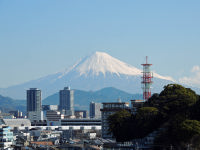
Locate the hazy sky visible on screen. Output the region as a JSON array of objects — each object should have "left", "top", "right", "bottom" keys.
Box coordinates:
[{"left": 0, "top": 0, "right": 200, "bottom": 88}]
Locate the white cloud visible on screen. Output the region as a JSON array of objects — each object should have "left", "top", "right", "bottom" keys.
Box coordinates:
[
  {"left": 179, "top": 65, "right": 200, "bottom": 87},
  {"left": 191, "top": 65, "right": 200, "bottom": 72}
]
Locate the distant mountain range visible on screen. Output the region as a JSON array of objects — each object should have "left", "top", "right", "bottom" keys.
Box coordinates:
[
  {"left": 0, "top": 52, "right": 174, "bottom": 99},
  {"left": 0, "top": 95, "right": 26, "bottom": 113},
  {"left": 43, "top": 87, "right": 143, "bottom": 110},
  {"left": 0, "top": 87, "right": 142, "bottom": 113}
]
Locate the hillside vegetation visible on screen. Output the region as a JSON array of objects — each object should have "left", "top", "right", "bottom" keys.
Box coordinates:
[{"left": 108, "top": 84, "right": 200, "bottom": 149}]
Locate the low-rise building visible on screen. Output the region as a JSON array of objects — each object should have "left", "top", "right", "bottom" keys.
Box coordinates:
[
  {"left": 0, "top": 119, "right": 31, "bottom": 128},
  {"left": 0, "top": 113, "right": 14, "bottom": 119},
  {"left": 46, "top": 110, "right": 64, "bottom": 121},
  {"left": 75, "top": 111, "right": 84, "bottom": 119},
  {"left": 74, "top": 110, "right": 88, "bottom": 118},
  {"left": 130, "top": 99, "right": 145, "bottom": 114},
  {"left": 31, "top": 120, "right": 47, "bottom": 126},
  {"left": 46, "top": 110, "right": 64, "bottom": 126},
  {"left": 0, "top": 126, "right": 14, "bottom": 149},
  {"left": 42, "top": 105, "right": 58, "bottom": 120},
  {"left": 28, "top": 111, "right": 43, "bottom": 122},
  {"left": 42, "top": 105, "right": 58, "bottom": 111},
  {"left": 9, "top": 110, "right": 23, "bottom": 118},
  {"left": 61, "top": 118, "right": 101, "bottom": 126}
]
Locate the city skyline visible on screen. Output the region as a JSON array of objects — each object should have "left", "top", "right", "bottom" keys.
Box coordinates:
[{"left": 0, "top": 1, "right": 200, "bottom": 88}]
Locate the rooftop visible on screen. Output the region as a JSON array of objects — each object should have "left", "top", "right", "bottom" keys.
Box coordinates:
[{"left": 2, "top": 119, "right": 31, "bottom": 127}]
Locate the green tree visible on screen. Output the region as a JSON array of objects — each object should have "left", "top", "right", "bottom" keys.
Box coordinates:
[
  {"left": 178, "top": 120, "right": 200, "bottom": 142},
  {"left": 108, "top": 84, "right": 200, "bottom": 148},
  {"left": 133, "top": 107, "right": 162, "bottom": 138},
  {"left": 107, "top": 109, "right": 131, "bottom": 142},
  {"left": 155, "top": 119, "right": 200, "bottom": 149},
  {"left": 148, "top": 84, "right": 198, "bottom": 119},
  {"left": 136, "top": 107, "right": 158, "bottom": 119}
]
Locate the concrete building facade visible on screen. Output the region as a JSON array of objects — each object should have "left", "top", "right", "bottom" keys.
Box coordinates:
[
  {"left": 75, "top": 110, "right": 88, "bottom": 118},
  {"left": 27, "top": 88, "right": 41, "bottom": 112},
  {"left": 0, "top": 126, "right": 14, "bottom": 149},
  {"left": 46, "top": 110, "right": 64, "bottom": 126},
  {"left": 42, "top": 105, "right": 59, "bottom": 120},
  {"left": 27, "top": 88, "right": 43, "bottom": 121},
  {"left": 59, "top": 87, "right": 74, "bottom": 116},
  {"left": 90, "top": 102, "right": 101, "bottom": 119},
  {"left": 28, "top": 111, "right": 43, "bottom": 122}
]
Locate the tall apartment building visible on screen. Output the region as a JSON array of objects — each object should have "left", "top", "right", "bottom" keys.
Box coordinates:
[
  {"left": 27, "top": 88, "right": 43, "bottom": 121},
  {"left": 101, "top": 102, "right": 130, "bottom": 139},
  {"left": 27, "top": 88, "right": 41, "bottom": 112},
  {"left": 59, "top": 87, "right": 74, "bottom": 116},
  {"left": 90, "top": 102, "right": 101, "bottom": 119}
]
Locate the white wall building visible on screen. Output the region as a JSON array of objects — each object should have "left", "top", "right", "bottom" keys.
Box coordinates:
[
  {"left": 0, "top": 126, "right": 14, "bottom": 149},
  {"left": 90, "top": 102, "right": 101, "bottom": 119},
  {"left": 28, "top": 111, "right": 43, "bottom": 122}
]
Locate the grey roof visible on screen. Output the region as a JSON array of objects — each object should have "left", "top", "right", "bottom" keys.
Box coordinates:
[{"left": 3, "top": 119, "right": 31, "bottom": 127}]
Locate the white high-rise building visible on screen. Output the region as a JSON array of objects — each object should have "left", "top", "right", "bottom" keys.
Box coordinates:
[{"left": 90, "top": 102, "right": 101, "bottom": 119}]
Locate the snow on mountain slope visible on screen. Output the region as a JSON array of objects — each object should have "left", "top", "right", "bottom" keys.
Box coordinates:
[
  {"left": 58, "top": 51, "right": 173, "bottom": 80},
  {"left": 74, "top": 52, "right": 141, "bottom": 76},
  {"left": 0, "top": 52, "right": 174, "bottom": 99}
]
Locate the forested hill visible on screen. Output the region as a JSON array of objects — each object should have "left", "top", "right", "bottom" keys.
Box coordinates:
[{"left": 108, "top": 84, "right": 200, "bottom": 149}]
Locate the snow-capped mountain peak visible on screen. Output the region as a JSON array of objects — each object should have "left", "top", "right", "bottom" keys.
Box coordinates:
[
  {"left": 0, "top": 51, "right": 175, "bottom": 99},
  {"left": 71, "top": 51, "right": 142, "bottom": 76},
  {"left": 59, "top": 51, "right": 174, "bottom": 82}
]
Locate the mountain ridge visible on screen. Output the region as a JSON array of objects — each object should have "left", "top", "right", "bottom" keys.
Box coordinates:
[
  {"left": 0, "top": 95, "right": 26, "bottom": 113},
  {"left": 43, "top": 87, "right": 142, "bottom": 110},
  {"left": 0, "top": 51, "right": 174, "bottom": 99},
  {"left": 0, "top": 87, "right": 142, "bottom": 113}
]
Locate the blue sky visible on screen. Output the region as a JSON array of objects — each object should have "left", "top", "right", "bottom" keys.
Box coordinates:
[{"left": 0, "top": 0, "right": 200, "bottom": 88}]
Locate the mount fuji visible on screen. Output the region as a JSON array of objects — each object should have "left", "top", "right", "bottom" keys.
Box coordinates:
[{"left": 0, "top": 52, "right": 174, "bottom": 99}]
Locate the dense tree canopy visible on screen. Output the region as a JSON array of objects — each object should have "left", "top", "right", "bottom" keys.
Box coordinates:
[
  {"left": 147, "top": 84, "right": 198, "bottom": 117},
  {"left": 108, "top": 84, "right": 200, "bottom": 149},
  {"left": 107, "top": 109, "right": 131, "bottom": 141},
  {"left": 136, "top": 107, "right": 158, "bottom": 119}
]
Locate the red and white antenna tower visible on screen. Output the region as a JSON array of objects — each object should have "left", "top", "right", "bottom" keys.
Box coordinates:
[{"left": 141, "top": 56, "right": 153, "bottom": 101}]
